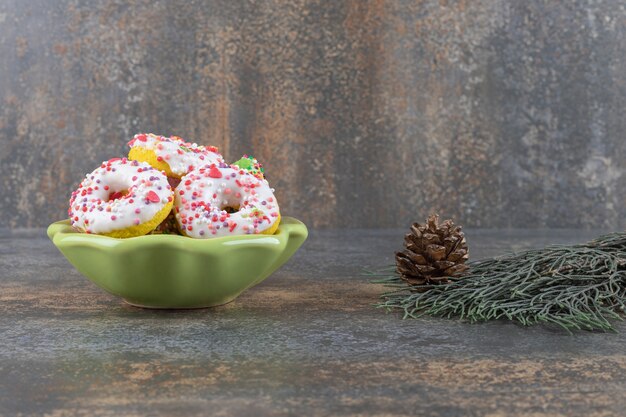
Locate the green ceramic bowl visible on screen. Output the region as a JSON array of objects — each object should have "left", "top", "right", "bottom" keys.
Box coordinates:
[{"left": 47, "top": 217, "right": 307, "bottom": 308}]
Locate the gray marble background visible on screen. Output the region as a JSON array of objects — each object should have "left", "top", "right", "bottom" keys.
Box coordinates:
[{"left": 1, "top": 0, "right": 624, "bottom": 229}]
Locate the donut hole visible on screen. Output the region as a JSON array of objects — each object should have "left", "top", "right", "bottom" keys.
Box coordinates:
[
  {"left": 219, "top": 194, "right": 242, "bottom": 214},
  {"left": 107, "top": 189, "right": 130, "bottom": 202},
  {"left": 222, "top": 205, "right": 240, "bottom": 214}
]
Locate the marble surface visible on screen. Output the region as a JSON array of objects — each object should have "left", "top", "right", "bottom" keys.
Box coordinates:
[
  {"left": 1, "top": 0, "right": 625, "bottom": 229},
  {"left": 1, "top": 228, "right": 625, "bottom": 416}
]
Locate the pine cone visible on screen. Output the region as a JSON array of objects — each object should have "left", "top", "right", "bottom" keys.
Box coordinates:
[{"left": 396, "top": 214, "right": 469, "bottom": 288}]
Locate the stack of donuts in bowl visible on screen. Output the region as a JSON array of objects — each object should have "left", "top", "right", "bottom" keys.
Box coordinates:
[
  {"left": 49, "top": 133, "right": 307, "bottom": 308},
  {"left": 68, "top": 133, "right": 280, "bottom": 239}
]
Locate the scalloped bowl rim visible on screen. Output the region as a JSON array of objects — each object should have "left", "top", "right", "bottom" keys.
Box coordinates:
[{"left": 48, "top": 216, "right": 306, "bottom": 249}]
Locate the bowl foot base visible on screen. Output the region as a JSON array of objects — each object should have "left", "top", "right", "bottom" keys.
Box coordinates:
[{"left": 122, "top": 299, "right": 235, "bottom": 310}]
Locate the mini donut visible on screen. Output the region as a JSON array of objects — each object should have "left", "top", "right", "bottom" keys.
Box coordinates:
[
  {"left": 128, "top": 133, "right": 223, "bottom": 179},
  {"left": 69, "top": 158, "right": 174, "bottom": 238},
  {"left": 174, "top": 163, "right": 281, "bottom": 238}
]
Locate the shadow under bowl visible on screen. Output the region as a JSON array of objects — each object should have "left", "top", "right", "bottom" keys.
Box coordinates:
[{"left": 47, "top": 217, "right": 308, "bottom": 308}]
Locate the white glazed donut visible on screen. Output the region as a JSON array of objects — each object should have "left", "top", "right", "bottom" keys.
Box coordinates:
[
  {"left": 128, "top": 133, "right": 223, "bottom": 179},
  {"left": 174, "top": 163, "right": 281, "bottom": 238},
  {"left": 68, "top": 158, "right": 174, "bottom": 238}
]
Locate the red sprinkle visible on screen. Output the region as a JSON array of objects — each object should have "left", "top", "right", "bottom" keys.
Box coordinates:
[
  {"left": 146, "top": 191, "right": 160, "bottom": 203},
  {"left": 208, "top": 166, "right": 222, "bottom": 178}
]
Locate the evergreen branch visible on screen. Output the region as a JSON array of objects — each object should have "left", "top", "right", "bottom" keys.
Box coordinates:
[{"left": 374, "top": 232, "right": 626, "bottom": 332}]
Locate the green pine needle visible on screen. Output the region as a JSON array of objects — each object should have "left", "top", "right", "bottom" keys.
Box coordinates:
[{"left": 372, "top": 232, "right": 626, "bottom": 333}]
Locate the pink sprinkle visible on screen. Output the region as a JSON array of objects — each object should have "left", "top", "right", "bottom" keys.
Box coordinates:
[
  {"left": 111, "top": 215, "right": 117, "bottom": 220},
  {"left": 146, "top": 191, "right": 160, "bottom": 203}
]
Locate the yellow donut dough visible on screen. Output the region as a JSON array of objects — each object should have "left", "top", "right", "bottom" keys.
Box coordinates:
[
  {"left": 129, "top": 147, "right": 175, "bottom": 177},
  {"left": 262, "top": 214, "right": 281, "bottom": 235},
  {"left": 103, "top": 200, "right": 173, "bottom": 238}
]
